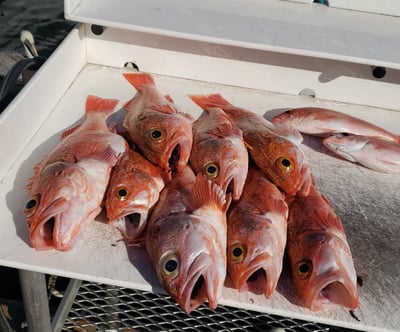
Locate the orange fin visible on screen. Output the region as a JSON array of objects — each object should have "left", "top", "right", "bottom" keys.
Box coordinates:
[
  {"left": 61, "top": 124, "right": 81, "bottom": 140},
  {"left": 164, "top": 94, "right": 174, "bottom": 103},
  {"left": 189, "top": 94, "right": 231, "bottom": 111},
  {"left": 213, "top": 120, "right": 243, "bottom": 138},
  {"left": 187, "top": 174, "right": 232, "bottom": 214},
  {"left": 123, "top": 72, "right": 155, "bottom": 92},
  {"left": 85, "top": 95, "right": 119, "bottom": 118}
]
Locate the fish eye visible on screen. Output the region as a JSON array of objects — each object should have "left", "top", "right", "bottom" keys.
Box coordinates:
[
  {"left": 160, "top": 253, "right": 180, "bottom": 279},
  {"left": 297, "top": 259, "right": 313, "bottom": 279},
  {"left": 275, "top": 156, "right": 294, "bottom": 173},
  {"left": 148, "top": 128, "right": 164, "bottom": 142},
  {"left": 204, "top": 162, "right": 219, "bottom": 179},
  {"left": 230, "top": 243, "right": 246, "bottom": 263},
  {"left": 24, "top": 195, "right": 40, "bottom": 217},
  {"left": 116, "top": 187, "right": 129, "bottom": 201}
]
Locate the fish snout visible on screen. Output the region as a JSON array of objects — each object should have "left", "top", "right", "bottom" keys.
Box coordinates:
[{"left": 179, "top": 252, "right": 223, "bottom": 313}]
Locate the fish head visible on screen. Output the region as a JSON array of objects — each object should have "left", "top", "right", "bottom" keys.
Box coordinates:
[
  {"left": 106, "top": 168, "right": 163, "bottom": 244},
  {"left": 191, "top": 138, "right": 248, "bottom": 200},
  {"left": 271, "top": 109, "right": 303, "bottom": 127},
  {"left": 290, "top": 230, "right": 359, "bottom": 311},
  {"left": 128, "top": 112, "right": 193, "bottom": 172},
  {"left": 147, "top": 214, "right": 226, "bottom": 313},
  {"left": 227, "top": 214, "right": 283, "bottom": 298},
  {"left": 25, "top": 162, "right": 97, "bottom": 251},
  {"left": 323, "top": 134, "right": 369, "bottom": 162},
  {"left": 251, "top": 135, "right": 313, "bottom": 197}
]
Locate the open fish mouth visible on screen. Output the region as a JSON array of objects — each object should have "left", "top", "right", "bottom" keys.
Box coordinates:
[
  {"left": 235, "top": 253, "right": 277, "bottom": 297},
  {"left": 180, "top": 253, "right": 217, "bottom": 313},
  {"left": 167, "top": 143, "right": 181, "bottom": 171},
  {"left": 30, "top": 197, "right": 68, "bottom": 250},
  {"left": 310, "top": 277, "right": 359, "bottom": 310},
  {"left": 112, "top": 211, "right": 148, "bottom": 244}
]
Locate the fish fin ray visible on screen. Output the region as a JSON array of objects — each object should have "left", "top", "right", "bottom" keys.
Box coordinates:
[
  {"left": 85, "top": 95, "right": 119, "bottom": 118},
  {"left": 212, "top": 119, "right": 243, "bottom": 138},
  {"left": 164, "top": 94, "right": 174, "bottom": 103},
  {"left": 123, "top": 72, "right": 155, "bottom": 91},
  {"left": 189, "top": 94, "right": 231, "bottom": 111},
  {"left": 186, "top": 174, "right": 231, "bottom": 213}
]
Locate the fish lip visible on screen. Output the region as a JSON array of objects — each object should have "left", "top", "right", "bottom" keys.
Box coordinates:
[
  {"left": 308, "top": 272, "right": 359, "bottom": 310},
  {"left": 29, "top": 197, "right": 69, "bottom": 250},
  {"left": 165, "top": 133, "right": 192, "bottom": 172},
  {"left": 30, "top": 197, "right": 68, "bottom": 237},
  {"left": 234, "top": 253, "right": 277, "bottom": 297},
  {"left": 296, "top": 163, "right": 313, "bottom": 197},
  {"left": 179, "top": 253, "right": 216, "bottom": 313},
  {"left": 108, "top": 208, "right": 148, "bottom": 243}
]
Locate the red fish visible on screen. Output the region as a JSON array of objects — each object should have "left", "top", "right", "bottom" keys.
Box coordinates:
[
  {"left": 189, "top": 94, "right": 312, "bottom": 197},
  {"left": 123, "top": 72, "right": 193, "bottom": 173},
  {"left": 146, "top": 166, "right": 231, "bottom": 313},
  {"left": 272, "top": 107, "right": 400, "bottom": 142},
  {"left": 105, "top": 147, "right": 169, "bottom": 245},
  {"left": 323, "top": 134, "right": 400, "bottom": 173},
  {"left": 227, "top": 166, "right": 288, "bottom": 298},
  {"left": 24, "top": 95, "right": 126, "bottom": 251},
  {"left": 286, "top": 185, "right": 359, "bottom": 311},
  {"left": 190, "top": 106, "right": 248, "bottom": 200}
]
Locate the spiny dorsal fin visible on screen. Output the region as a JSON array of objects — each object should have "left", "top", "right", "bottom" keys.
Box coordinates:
[
  {"left": 123, "top": 72, "right": 155, "bottom": 92},
  {"left": 189, "top": 94, "right": 231, "bottom": 111}
]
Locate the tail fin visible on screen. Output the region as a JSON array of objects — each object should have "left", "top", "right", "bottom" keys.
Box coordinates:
[
  {"left": 123, "top": 72, "right": 155, "bottom": 92},
  {"left": 189, "top": 94, "right": 231, "bottom": 111},
  {"left": 85, "top": 95, "right": 119, "bottom": 118}
]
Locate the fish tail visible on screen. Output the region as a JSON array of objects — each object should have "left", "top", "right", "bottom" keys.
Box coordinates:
[
  {"left": 189, "top": 94, "right": 231, "bottom": 111},
  {"left": 191, "top": 174, "right": 232, "bottom": 213},
  {"left": 85, "top": 95, "right": 119, "bottom": 118},
  {"left": 123, "top": 72, "right": 155, "bottom": 91}
]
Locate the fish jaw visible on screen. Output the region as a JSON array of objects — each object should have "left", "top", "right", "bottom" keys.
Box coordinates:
[
  {"left": 164, "top": 133, "right": 193, "bottom": 173},
  {"left": 231, "top": 252, "right": 280, "bottom": 298},
  {"left": 29, "top": 197, "right": 69, "bottom": 251},
  {"left": 108, "top": 207, "right": 149, "bottom": 245},
  {"left": 178, "top": 252, "right": 223, "bottom": 313},
  {"left": 294, "top": 233, "right": 359, "bottom": 311}
]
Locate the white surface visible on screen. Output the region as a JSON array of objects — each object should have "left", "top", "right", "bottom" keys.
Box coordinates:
[
  {"left": 65, "top": 0, "right": 400, "bottom": 68},
  {"left": 1, "top": 25, "right": 400, "bottom": 331},
  {"left": 289, "top": 0, "right": 400, "bottom": 17}
]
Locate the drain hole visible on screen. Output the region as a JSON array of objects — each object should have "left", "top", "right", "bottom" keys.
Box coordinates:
[
  {"left": 91, "top": 25, "right": 105, "bottom": 35},
  {"left": 313, "top": 0, "right": 329, "bottom": 6},
  {"left": 298, "top": 88, "right": 316, "bottom": 98},
  {"left": 124, "top": 62, "right": 140, "bottom": 71},
  {"left": 372, "top": 66, "right": 386, "bottom": 79}
]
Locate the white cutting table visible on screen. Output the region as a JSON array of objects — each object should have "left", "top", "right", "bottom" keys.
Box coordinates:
[{"left": 1, "top": 1, "right": 400, "bottom": 330}]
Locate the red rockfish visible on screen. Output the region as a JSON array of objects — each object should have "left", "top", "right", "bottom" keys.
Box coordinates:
[{"left": 24, "top": 95, "right": 126, "bottom": 251}]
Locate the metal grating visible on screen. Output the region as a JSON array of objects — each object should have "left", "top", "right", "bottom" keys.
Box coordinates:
[{"left": 61, "top": 281, "right": 358, "bottom": 332}]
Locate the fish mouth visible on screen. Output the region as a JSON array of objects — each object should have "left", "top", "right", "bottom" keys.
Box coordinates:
[
  {"left": 167, "top": 143, "right": 181, "bottom": 171},
  {"left": 111, "top": 211, "right": 148, "bottom": 244},
  {"left": 179, "top": 253, "right": 220, "bottom": 313},
  {"left": 234, "top": 253, "right": 278, "bottom": 298},
  {"left": 309, "top": 275, "right": 359, "bottom": 311},
  {"left": 30, "top": 197, "right": 68, "bottom": 250}
]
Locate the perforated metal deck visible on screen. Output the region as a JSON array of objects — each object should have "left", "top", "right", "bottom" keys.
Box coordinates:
[{"left": 61, "top": 281, "right": 357, "bottom": 332}]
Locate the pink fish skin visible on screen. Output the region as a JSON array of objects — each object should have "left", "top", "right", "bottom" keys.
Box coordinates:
[
  {"left": 189, "top": 94, "right": 312, "bottom": 197},
  {"left": 286, "top": 185, "right": 359, "bottom": 311},
  {"left": 146, "top": 166, "right": 231, "bottom": 313},
  {"left": 123, "top": 73, "right": 193, "bottom": 173},
  {"left": 227, "top": 166, "right": 288, "bottom": 298},
  {"left": 323, "top": 134, "right": 400, "bottom": 173},
  {"left": 24, "top": 95, "right": 127, "bottom": 251},
  {"left": 105, "top": 147, "right": 169, "bottom": 245},
  {"left": 272, "top": 107, "right": 400, "bottom": 142},
  {"left": 190, "top": 106, "right": 248, "bottom": 200}
]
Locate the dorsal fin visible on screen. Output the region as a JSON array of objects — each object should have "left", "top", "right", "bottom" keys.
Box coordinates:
[{"left": 187, "top": 174, "right": 232, "bottom": 214}]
